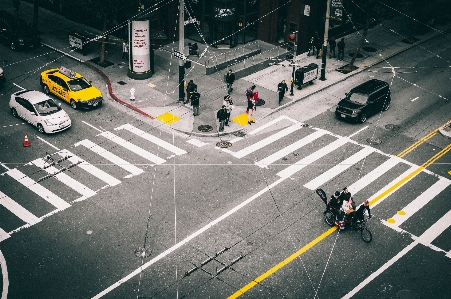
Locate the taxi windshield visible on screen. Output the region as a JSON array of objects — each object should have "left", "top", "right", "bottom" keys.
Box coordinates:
[
  {"left": 34, "top": 99, "right": 61, "bottom": 115},
  {"left": 68, "top": 78, "right": 91, "bottom": 91},
  {"left": 348, "top": 92, "right": 368, "bottom": 105}
]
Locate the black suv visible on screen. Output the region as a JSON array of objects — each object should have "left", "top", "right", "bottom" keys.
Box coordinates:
[
  {"left": 335, "top": 79, "right": 391, "bottom": 123},
  {"left": 0, "top": 10, "right": 40, "bottom": 50}
]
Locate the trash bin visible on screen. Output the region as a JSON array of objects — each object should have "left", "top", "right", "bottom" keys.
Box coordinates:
[
  {"left": 294, "top": 63, "right": 318, "bottom": 89},
  {"left": 69, "top": 31, "right": 92, "bottom": 55}
]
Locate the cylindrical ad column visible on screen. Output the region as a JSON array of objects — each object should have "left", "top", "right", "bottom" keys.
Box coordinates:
[{"left": 128, "top": 19, "right": 152, "bottom": 79}]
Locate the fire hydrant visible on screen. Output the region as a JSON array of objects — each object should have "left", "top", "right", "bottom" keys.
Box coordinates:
[{"left": 130, "top": 88, "right": 135, "bottom": 101}]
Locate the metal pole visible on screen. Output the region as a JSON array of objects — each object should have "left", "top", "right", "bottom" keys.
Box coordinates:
[
  {"left": 178, "top": 0, "right": 185, "bottom": 102},
  {"left": 320, "top": 0, "right": 331, "bottom": 81}
]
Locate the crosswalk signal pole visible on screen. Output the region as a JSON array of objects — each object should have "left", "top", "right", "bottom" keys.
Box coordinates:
[
  {"left": 320, "top": 0, "right": 331, "bottom": 81},
  {"left": 178, "top": 0, "right": 185, "bottom": 102},
  {"left": 289, "top": 33, "right": 296, "bottom": 96}
]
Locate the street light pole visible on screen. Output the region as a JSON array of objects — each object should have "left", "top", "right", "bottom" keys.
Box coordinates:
[
  {"left": 289, "top": 31, "right": 297, "bottom": 96},
  {"left": 320, "top": 0, "right": 331, "bottom": 81},
  {"left": 178, "top": 0, "right": 185, "bottom": 102}
]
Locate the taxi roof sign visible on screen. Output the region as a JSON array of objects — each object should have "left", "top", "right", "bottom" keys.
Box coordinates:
[{"left": 59, "top": 66, "right": 77, "bottom": 79}]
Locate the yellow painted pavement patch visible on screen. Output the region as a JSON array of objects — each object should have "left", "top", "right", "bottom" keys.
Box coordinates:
[
  {"left": 156, "top": 112, "right": 180, "bottom": 125},
  {"left": 397, "top": 210, "right": 406, "bottom": 215},
  {"left": 231, "top": 113, "right": 256, "bottom": 126},
  {"left": 147, "top": 82, "right": 156, "bottom": 88}
]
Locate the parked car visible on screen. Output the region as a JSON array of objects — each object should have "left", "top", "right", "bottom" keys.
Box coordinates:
[
  {"left": 0, "top": 10, "right": 40, "bottom": 50},
  {"left": 0, "top": 67, "right": 5, "bottom": 89},
  {"left": 9, "top": 90, "right": 71, "bottom": 134},
  {"left": 40, "top": 66, "right": 103, "bottom": 109},
  {"left": 335, "top": 79, "right": 391, "bottom": 123}
]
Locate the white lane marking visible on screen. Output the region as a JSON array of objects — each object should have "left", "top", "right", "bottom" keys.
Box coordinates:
[
  {"left": 1, "top": 250, "right": 9, "bottom": 299},
  {"left": 82, "top": 121, "right": 104, "bottom": 133},
  {"left": 0, "top": 162, "right": 10, "bottom": 171},
  {"left": 31, "top": 158, "right": 97, "bottom": 202},
  {"left": 348, "top": 156, "right": 401, "bottom": 196},
  {"left": 277, "top": 137, "right": 348, "bottom": 178},
  {"left": 92, "top": 176, "right": 286, "bottom": 299},
  {"left": 223, "top": 122, "right": 306, "bottom": 159},
  {"left": 187, "top": 139, "right": 208, "bottom": 147},
  {"left": 6, "top": 169, "right": 71, "bottom": 210},
  {"left": 75, "top": 139, "right": 144, "bottom": 178},
  {"left": 388, "top": 177, "right": 451, "bottom": 227},
  {"left": 0, "top": 191, "right": 40, "bottom": 225},
  {"left": 304, "top": 146, "right": 375, "bottom": 190},
  {"left": 347, "top": 126, "right": 368, "bottom": 138},
  {"left": 255, "top": 129, "right": 328, "bottom": 168},
  {"left": 116, "top": 124, "right": 187, "bottom": 155},
  {"left": 58, "top": 150, "right": 121, "bottom": 187},
  {"left": 12, "top": 83, "right": 25, "bottom": 90},
  {"left": 99, "top": 131, "right": 166, "bottom": 164},
  {"left": 367, "top": 165, "right": 419, "bottom": 209},
  {"left": 248, "top": 115, "right": 298, "bottom": 135},
  {"left": 0, "top": 228, "right": 10, "bottom": 243},
  {"left": 411, "top": 97, "right": 419, "bottom": 102},
  {"left": 344, "top": 210, "right": 451, "bottom": 298},
  {"left": 36, "top": 135, "right": 60, "bottom": 151}
]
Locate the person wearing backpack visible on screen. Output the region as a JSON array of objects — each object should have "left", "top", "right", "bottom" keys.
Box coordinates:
[{"left": 217, "top": 105, "right": 228, "bottom": 132}]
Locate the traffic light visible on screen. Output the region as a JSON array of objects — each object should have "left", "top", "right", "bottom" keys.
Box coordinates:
[{"left": 287, "top": 34, "right": 295, "bottom": 51}]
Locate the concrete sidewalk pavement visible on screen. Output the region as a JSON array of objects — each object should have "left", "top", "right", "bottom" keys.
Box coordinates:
[{"left": 3, "top": 2, "right": 450, "bottom": 137}]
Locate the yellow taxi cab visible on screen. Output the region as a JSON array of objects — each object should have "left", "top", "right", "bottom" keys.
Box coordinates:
[{"left": 40, "top": 66, "right": 103, "bottom": 109}]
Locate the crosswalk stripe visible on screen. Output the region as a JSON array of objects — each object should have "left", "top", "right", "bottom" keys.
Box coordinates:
[
  {"left": 6, "top": 168, "right": 71, "bottom": 210},
  {"left": 99, "top": 131, "right": 166, "bottom": 164},
  {"left": 248, "top": 115, "right": 298, "bottom": 135},
  {"left": 223, "top": 122, "right": 306, "bottom": 159},
  {"left": 0, "top": 227, "right": 10, "bottom": 242},
  {"left": 348, "top": 156, "right": 401, "bottom": 196},
  {"left": 116, "top": 124, "right": 187, "bottom": 155},
  {"left": 255, "top": 129, "right": 328, "bottom": 168},
  {"left": 31, "top": 158, "right": 97, "bottom": 202},
  {"left": 388, "top": 177, "right": 451, "bottom": 227},
  {"left": 74, "top": 139, "right": 144, "bottom": 178},
  {"left": 418, "top": 208, "right": 451, "bottom": 247},
  {"left": 58, "top": 150, "right": 121, "bottom": 187},
  {"left": 277, "top": 138, "right": 348, "bottom": 178},
  {"left": 368, "top": 165, "right": 419, "bottom": 208},
  {"left": 304, "top": 146, "right": 376, "bottom": 190},
  {"left": 0, "top": 191, "right": 40, "bottom": 225}
]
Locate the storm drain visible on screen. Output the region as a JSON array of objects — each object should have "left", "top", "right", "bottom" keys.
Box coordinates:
[
  {"left": 385, "top": 124, "right": 400, "bottom": 131},
  {"left": 256, "top": 99, "right": 266, "bottom": 106},
  {"left": 198, "top": 125, "right": 213, "bottom": 132},
  {"left": 367, "top": 137, "right": 382, "bottom": 145},
  {"left": 232, "top": 131, "right": 246, "bottom": 137},
  {"left": 135, "top": 246, "right": 152, "bottom": 258},
  {"left": 117, "top": 81, "right": 127, "bottom": 85},
  {"left": 216, "top": 141, "right": 232, "bottom": 148},
  {"left": 362, "top": 46, "right": 377, "bottom": 52}
]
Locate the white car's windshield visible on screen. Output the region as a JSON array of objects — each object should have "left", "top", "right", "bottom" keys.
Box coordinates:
[
  {"left": 348, "top": 92, "right": 368, "bottom": 105},
  {"left": 34, "top": 99, "right": 61, "bottom": 115}
]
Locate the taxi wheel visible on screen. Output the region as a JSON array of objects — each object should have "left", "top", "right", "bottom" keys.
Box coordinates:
[
  {"left": 382, "top": 101, "right": 390, "bottom": 111},
  {"left": 11, "top": 108, "right": 18, "bottom": 118},
  {"left": 70, "top": 99, "right": 78, "bottom": 109},
  {"left": 359, "top": 113, "right": 367, "bottom": 123},
  {"left": 37, "top": 124, "right": 45, "bottom": 134},
  {"left": 43, "top": 84, "right": 50, "bottom": 95}
]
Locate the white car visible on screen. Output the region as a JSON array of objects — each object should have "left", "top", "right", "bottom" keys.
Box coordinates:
[{"left": 9, "top": 90, "right": 71, "bottom": 133}]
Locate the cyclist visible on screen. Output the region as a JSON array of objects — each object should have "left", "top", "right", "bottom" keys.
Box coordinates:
[{"left": 353, "top": 200, "right": 372, "bottom": 226}]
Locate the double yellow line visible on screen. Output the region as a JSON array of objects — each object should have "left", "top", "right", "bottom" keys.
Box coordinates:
[{"left": 229, "top": 123, "right": 451, "bottom": 299}]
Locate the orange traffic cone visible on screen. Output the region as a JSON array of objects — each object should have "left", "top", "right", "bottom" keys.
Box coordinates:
[{"left": 23, "top": 134, "right": 30, "bottom": 147}]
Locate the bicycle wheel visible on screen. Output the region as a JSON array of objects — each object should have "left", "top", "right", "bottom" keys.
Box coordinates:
[
  {"left": 324, "top": 211, "right": 335, "bottom": 227},
  {"left": 361, "top": 228, "right": 372, "bottom": 243}
]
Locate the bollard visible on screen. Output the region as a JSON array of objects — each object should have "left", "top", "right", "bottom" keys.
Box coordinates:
[{"left": 130, "top": 88, "right": 135, "bottom": 101}]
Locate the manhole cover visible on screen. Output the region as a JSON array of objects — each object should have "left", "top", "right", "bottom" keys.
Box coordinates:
[
  {"left": 362, "top": 46, "right": 377, "bottom": 52},
  {"left": 247, "top": 241, "right": 253, "bottom": 246},
  {"left": 232, "top": 131, "right": 246, "bottom": 137},
  {"left": 198, "top": 125, "right": 213, "bottom": 132},
  {"left": 255, "top": 99, "right": 265, "bottom": 106},
  {"left": 282, "top": 157, "right": 288, "bottom": 161},
  {"left": 216, "top": 141, "right": 232, "bottom": 148},
  {"left": 367, "top": 137, "right": 382, "bottom": 145},
  {"left": 117, "top": 81, "right": 127, "bottom": 85},
  {"left": 385, "top": 124, "right": 400, "bottom": 131},
  {"left": 349, "top": 52, "right": 364, "bottom": 58},
  {"left": 135, "top": 247, "right": 152, "bottom": 258}
]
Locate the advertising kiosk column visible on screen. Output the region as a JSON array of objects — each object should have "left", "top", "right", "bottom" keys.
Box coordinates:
[{"left": 127, "top": 19, "right": 153, "bottom": 79}]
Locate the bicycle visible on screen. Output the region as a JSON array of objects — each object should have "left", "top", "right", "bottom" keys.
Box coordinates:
[{"left": 353, "top": 216, "right": 372, "bottom": 243}]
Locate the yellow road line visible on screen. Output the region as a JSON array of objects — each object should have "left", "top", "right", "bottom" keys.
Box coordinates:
[
  {"left": 229, "top": 142, "right": 451, "bottom": 298},
  {"left": 397, "top": 120, "right": 450, "bottom": 158}
]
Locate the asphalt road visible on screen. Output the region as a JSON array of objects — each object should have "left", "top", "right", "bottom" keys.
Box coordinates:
[{"left": 0, "top": 31, "right": 450, "bottom": 299}]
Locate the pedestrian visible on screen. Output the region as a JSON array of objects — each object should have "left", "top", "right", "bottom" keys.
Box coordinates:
[
  {"left": 217, "top": 105, "right": 228, "bottom": 132},
  {"left": 337, "top": 38, "right": 345, "bottom": 61},
  {"left": 223, "top": 95, "right": 233, "bottom": 126},
  {"left": 307, "top": 36, "right": 315, "bottom": 56},
  {"left": 13, "top": 0, "right": 20, "bottom": 16},
  {"left": 316, "top": 38, "right": 323, "bottom": 59},
  {"left": 277, "top": 80, "right": 288, "bottom": 104},
  {"left": 225, "top": 69, "right": 235, "bottom": 94},
  {"left": 328, "top": 36, "right": 336, "bottom": 58},
  {"left": 246, "top": 96, "right": 255, "bottom": 125},
  {"left": 186, "top": 80, "right": 197, "bottom": 104},
  {"left": 246, "top": 85, "right": 257, "bottom": 111},
  {"left": 122, "top": 40, "right": 129, "bottom": 60},
  {"left": 191, "top": 89, "right": 200, "bottom": 116}
]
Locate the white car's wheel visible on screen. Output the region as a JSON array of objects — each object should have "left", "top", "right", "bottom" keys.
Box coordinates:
[
  {"left": 11, "top": 108, "right": 18, "bottom": 118},
  {"left": 37, "top": 124, "right": 45, "bottom": 134}
]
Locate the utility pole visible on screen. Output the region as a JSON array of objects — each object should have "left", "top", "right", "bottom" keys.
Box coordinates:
[
  {"left": 178, "top": 0, "right": 185, "bottom": 102},
  {"left": 320, "top": 0, "right": 331, "bottom": 81}
]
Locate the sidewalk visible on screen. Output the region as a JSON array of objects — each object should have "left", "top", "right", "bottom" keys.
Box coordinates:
[{"left": 4, "top": 2, "right": 450, "bottom": 137}]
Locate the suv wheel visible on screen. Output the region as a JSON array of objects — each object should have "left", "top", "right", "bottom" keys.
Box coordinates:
[
  {"left": 43, "top": 84, "right": 50, "bottom": 95},
  {"left": 382, "top": 101, "right": 390, "bottom": 111},
  {"left": 70, "top": 99, "right": 78, "bottom": 109},
  {"left": 359, "top": 113, "right": 367, "bottom": 123},
  {"left": 10, "top": 42, "right": 17, "bottom": 51}
]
